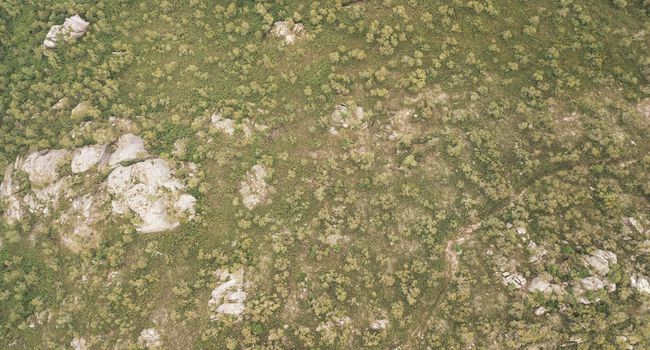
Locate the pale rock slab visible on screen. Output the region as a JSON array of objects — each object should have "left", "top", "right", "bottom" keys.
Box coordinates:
[
  {"left": 107, "top": 158, "right": 194, "bottom": 233},
  {"left": 138, "top": 328, "right": 162, "bottom": 348},
  {"left": 108, "top": 133, "right": 149, "bottom": 167},
  {"left": 239, "top": 164, "right": 270, "bottom": 209},
  {"left": 71, "top": 144, "right": 108, "bottom": 173},
  {"left": 527, "top": 241, "right": 548, "bottom": 263},
  {"left": 580, "top": 276, "right": 609, "bottom": 292},
  {"left": 574, "top": 276, "right": 616, "bottom": 304},
  {"left": 44, "top": 15, "right": 89, "bottom": 48},
  {"left": 325, "top": 234, "right": 349, "bottom": 246},
  {"left": 527, "top": 276, "right": 551, "bottom": 293},
  {"left": 583, "top": 250, "right": 617, "bottom": 276},
  {"left": 21, "top": 150, "right": 70, "bottom": 186},
  {"left": 370, "top": 319, "right": 389, "bottom": 330},
  {"left": 241, "top": 118, "right": 269, "bottom": 138},
  {"left": 210, "top": 112, "right": 268, "bottom": 139},
  {"left": 626, "top": 217, "right": 644, "bottom": 234},
  {"left": 70, "top": 337, "right": 87, "bottom": 350},
  {"left": 209, "top": 269, "right": 247, "bottom": 320},
  {"left": 271, "top": 21, "right": 305, "bottom": 45},
  {"left": 630, "top": 274, "right": 650, "bottom": 294},
  {"left": 52, "top": 97, "right": 69, "bottom": 110},
  {"left": 563, "top": 251, "right": 619, "bottom": 304},
  {"left": 527, "top": 275, "right": 565, "bottom": 295},
  {"left": 502, "top": 271, "right": 527, "bottom": 289},
  {"left": 1, "top": 150, "right": 73, "bottom": 219},
  {"left": 211, "top": 112, "right": 235, "bottom": 136}
]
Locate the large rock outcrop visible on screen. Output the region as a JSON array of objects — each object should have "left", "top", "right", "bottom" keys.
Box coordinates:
[
  {"left": 0, "top": 134, "right": 196, "bottom": 251},
  {"left": 44, "top": 15, "right": 89, "bottom": 48}
]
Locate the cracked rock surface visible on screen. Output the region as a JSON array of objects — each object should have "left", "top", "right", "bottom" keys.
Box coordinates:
[
  {"left": 44, "top": 15, "right": 89, "bottom": 48},
  {"left": 0, "top": 133, "right": 196, "bottom": 251}
]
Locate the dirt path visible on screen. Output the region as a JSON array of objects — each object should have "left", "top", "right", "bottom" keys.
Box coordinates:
[{"left": 445, "top": 222, "right": 482, "bottom": 276}]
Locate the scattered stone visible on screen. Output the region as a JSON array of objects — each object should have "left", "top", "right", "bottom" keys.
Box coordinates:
[
  {"left": 388, "top": 109, "right": 419, "bottom": 141},
  {"left": 271, "top": 21, "right": 305, "bottom": 45},
  {"left": 580, "top": 276, "right": 616, "bottom": 293},
  {"left": 108, "top": 117, "right": 137, "bottom": 133},
  {"left": 44, "top": 15, "right": 89, "bottom": 48},
  {"left": 211, "top": 113, "right": 235, "bottom": 136},
  {"left": 583, "top": 250, "right": 617, "bottom": 276},
  {"left": 70, "top": 337, "right": 87, "bottom": 350},
  {"left": 626, "top": 217, "right": 644, "bottom": 234},
  {"left": 209, "top": 112, "right": 267, "bottom": 139},
  {"left": 370, "top": 319, "right": 389, "bottom": 330},
  {"left": 336, "top": 316, "right": 351, "bottom": 326},
  {"left": 172, "top": 138, "right": 187, "bottom": 159},
  {"left": 527, "top": 276, "right": 551, "bottom": 293},
  {"left": 209, "top": 269, "right": 247, "bottom": 319},
  {"left": 534, "top": 306, "right": 547, "bottom": 316},
  {"left": 239, "top": 164, "right": 270, "bottom": 209},
  {"left": 52, "top": 97, "right": 69, "bottom": 110},
  {"left": 502, "top": 271, "right": 527, "bottom": 289},
  {"left": 138, "top": 328, "right": 162, "bottom": 349},
  {"left": 241, "top": 118, "right": 269, "bottom": 138},
  {"left": 325, "top": 234, "right": 348, "bottom": 246},
  {"left": 108, "top": 133, "right": 149, "bottom": 167},
  {"left": 330, "top": 104, "right": 364, "bottom": 133},
  {"left": 630, "top": 274, "right": 650, "bottom": 294},
  {"left": 107, "top": 158, "right": 195, "bottom": 233},
  {"left": 71, "top": 144, "right": 108, "bottom": 173},
  {"left": 528, "top": 241, "right": 548, "bottom": 263}
]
